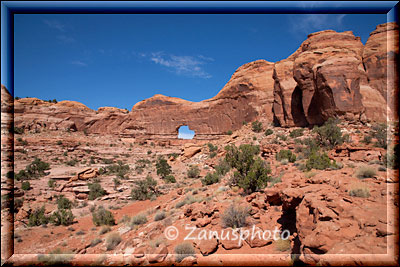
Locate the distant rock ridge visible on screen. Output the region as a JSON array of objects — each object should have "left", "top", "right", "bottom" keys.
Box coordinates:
[{"left": 4, "top": 22, "right": 397, "bottom": 139}]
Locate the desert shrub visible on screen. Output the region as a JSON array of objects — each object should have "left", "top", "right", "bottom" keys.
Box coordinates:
[
  {"left": 312, "top": 118, "right": 344, "bottom": 148},
  {"left": 225, "top": 144, "right": 270, "bottom": 194},
  {"left": 268, "top": 175, "right": 282, "bottom": 187},
  {"left": 14, "top": 127, "right": 24, "bottom": 134},
  {"left": 28, "top": 206, "right": 50, "bottom": 226},
  {"left": 207, "top": 143, "right": 218, "bottom": 152},
  {"left": 90, "top": 238, "right": 102, "bottom": 247},
  {"left": 209, "top": 151, "right": 217, "bottom": 158},
  {"left": 37, "top": 248, "right": 74, "bottom": 266},
  {"left": 265, "top": 128, "right": 273, "bottom": 136},
  {"left": 275, "top": 238, "right": 291, "bottom": 251},
  {"left": 305, "top": 151, "right": 337, "bottom": 171},
  {"left": 56, "top": 195, "right": 72, "bottom": 210},
  {"left": 131, "top": 175, "right": 158, "bottom": 200},
  {"left": 174, "top": 242, "right": 195, "bottom": 263},
  {"left": 276, "top": 150, "right": 296, "bottom": 163},
  {"left": 50, "top": 209, "right": 75, "bottom": 226},
  {"left": 251, "top": 120, "right": 263, "bottom": 133},
  {"left": 355, "top": 166, "right": 377, "bottom": 179},
  {"left": 361, "top": 135, "right": 372, "bottom": 144},
  {"left": 187, "top": 165, "right": 200, "bottom": 178},
  {"left": 221, "top": 203, "right": 250, "bottom": 228},
  {"left": 154, "top": 211, "right": 166, "bottom": 221},
  {"left": 14, "top": 198, "right": 24, "bottom": 213},
  {"left": 156, "top": 156, "right": 172, "bottom": 178},
  {"left": 57, "top": 140, "right": 63, "bottom": 145},
  {"left": 88, "top": 182, "right": 106, "bottom": 200},
  {"left": 226, "top": 130, "right": 233, "bottom": 135},
  {"left": 276, "top": 134, "right": 287, "bottom": 141},
  {"left": 92, "top": 206, "right": 115, "bottom": 226},
  {"left": 65, "top": 159, "right": 78, "bottom": 166},
  {"left": 16, "top": 158, "right": 50, "bottom": 180},
  {"left": 112, "top": 178, "right": 121, "bottom": 189},
  {"left": 130, "top": 213, "right": 147, "bottom": 226},
  {"left": 215, "top": 159, "right": 231, "bottom": 176},
  {"left": 106, "top": 161, "right": 130, "bottom": 179},
  {"left": 201, "top": 172, "right": 220, "bottom": 185},
  {"left": 289, "top": 128, "right": 304, "bottom": 138},
  {"left": 106, "top": 232, "right": 121, "bottom": 251},
  {"left": 147, "top": 150, "right": 152, "bottom": 155},
  {"left": 165, "top": 175, "right": 176, "bottom": 183},
  {"left": 21, "top": 181, "right": 30, "bottom": 190},
  {"left": 175, "top": 195, "right": 202, "bottom": 208},
  {"left": 99, "top": 226, "right": 111, "bottom": 235},
  {"left": 349, "top": 183, "right": 370, "bottom": 198},
  {"left": 371, "top": 123, "right": 387, "bottom": 148},
  {"left": 383, "top": 144, "right": 399, "bottom": 169},
  {"left": 48, "top": 179, "right": 56, "bottom": 189}
]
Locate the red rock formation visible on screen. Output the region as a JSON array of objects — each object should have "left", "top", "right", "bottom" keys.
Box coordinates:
[
  {"left": 8, "top": 23, "right": 398, "bottom": 136},
  {"left": 362, "top": 22, "right": 398, "bottom": 121}
]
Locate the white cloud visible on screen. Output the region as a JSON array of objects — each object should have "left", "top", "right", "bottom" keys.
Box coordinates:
[
  {"left": 70, "top": 60, "right": 87, "bottom": 67},
  {"left": 148, "top": 52, "right": 213, "bottom": 79},
  {"left": 289, "top": 14, "right": 346, "bottom": 37},
  {"left": 43, "top": 19, "right": 66, "bottom": 32},
  {"left": 57, "top": 35, "right": 75, "bottom": 43}
]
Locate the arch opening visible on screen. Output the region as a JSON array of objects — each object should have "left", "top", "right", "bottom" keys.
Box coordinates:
[{"left": 178, "top": 125, "right": 195, "bottom": 139}]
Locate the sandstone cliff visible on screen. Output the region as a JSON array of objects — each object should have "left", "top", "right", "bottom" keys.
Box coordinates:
[{"left": 8, "top": 22, "right": 398, "bottom": 138}]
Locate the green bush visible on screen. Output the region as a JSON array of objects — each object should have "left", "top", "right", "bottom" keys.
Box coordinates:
[
  {"left": 355, "top": 166, "right": 377, "bottom": 179},
  {"left": 209, "top": 151, "right": 217, "bottom": 158},
  {"left": 221, "top": 203, "right": 250, "bottom": 228},
  {"left": 371, "top": 123, "right": 387, "bottom": 148},
  {"left": 50, "top": 209, "right": 75, "bottom": 226},
  {"left": 235, "top": 157, "right": 271, "bottom": 194},
  {"left": 21, "top": 181, "right": 30, "bottom": 190},
  {"left": 131, "top": 175, "right": 158, "bottom": 201},
  {"left": 92, "top": 206, "right": 115, "bottom": 226},
  {"left": 57, "top": 140, "right": 63, "bottom": 145},
  {"left": 251, "top": 121, "right": 263, "bottom": 133},
  {"left": 105, "top": 232, "right": 121, "bottom": 251},
  {"left": 312, "top": 118, "right": 343, "bottom": 148},
  {"left": 106, "top": 161, "right": 130, "bottom": 179},
  {"left": 225, "top": 144, "right": 270, "bottom": 194},
  {"left": 276, "top": 150, "right": 296, "bottom": 163},
  {"left": 156, "top": 156, "right": 172, "bottom": 178},
  {"left": 187, "top": 165, "right": 200, "bottom": 178},
  {"left": 361, "top": 135, "right": 372, "bottom": 144},
  {"left": 207, "top": 143, "right": 218, "bottom": 152},
  {"left": 88, "top": 182, "right": 106, "bottom": 200},
  {"left": 65, "top": 159, "right": 78, "bottom": 166},
  {"left": 215, "top": 159, "right": 231, "bottom": 176},
  {"left": 28, "top": 206, "right": 49, "bottom": 226},
  {"left": 174, "top": 243, "right": 195, "bottom": 263},
  {"left": 226, "top": 130, "right": 233, "bottom": 135},
  {"left": 165, "top": 175, "right": 176, "bottom": 183},
  {"left": 201, "top": 172, "right": 220, "bottom": 185},
  {"left": 56, "top": 195, "right": 72, "bottom": 210},
  {"left": 289, "top": 128, "right": 304, "bottom": 138},
  {"left": 15, "top": 158, "right": 51, "bottom": 180},
  {"left": 264, "top": 128, "right": 273, "bottom": 136},
  {"left": 14, "top": 127, "right": 24, "bottom": 134},
  {"left": 48, "top": 179, "right": 56, "bottom": 189},
  {"left": 305, "top": 151, "right": 337, "bottom": 171}
]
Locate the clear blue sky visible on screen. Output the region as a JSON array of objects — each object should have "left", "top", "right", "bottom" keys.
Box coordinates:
[{"left": 14, "top": 14, "right": 388, "bottom": 111}]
